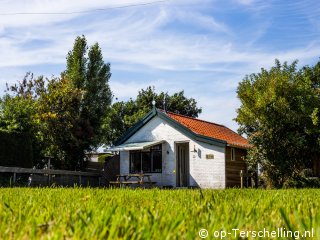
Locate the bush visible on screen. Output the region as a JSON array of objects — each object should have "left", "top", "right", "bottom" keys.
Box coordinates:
[
  {"left": 0, "top": 130, "right": 33, "bottom": 167},
  {"left": 283, "top": 176, "right": 320, "bottom": 188}
]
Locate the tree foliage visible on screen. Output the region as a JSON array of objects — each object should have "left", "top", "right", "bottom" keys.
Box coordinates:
[
  {"left": 236, "top": 59, "right": 320, "bottom": 188},
  {"left": 0, "top": 73, "right": 45, "bottom": 165},
  {"left": 62, "top": 36, "right": 112, "bottom": 169},
  {"left": 0, "top": 73, "right": 84, "bottom": 168},
  {"left": 0, "top": 130, "right": 33, "bottom": 168},
  {"left": 36, "top": 76, "right": 84, "bottom": 169},
  {"left": 0, "top": 36, "right": 112, "bottom": 170},
  {"left": 103, "top": 86, "right": 202, "bottom": 144}
]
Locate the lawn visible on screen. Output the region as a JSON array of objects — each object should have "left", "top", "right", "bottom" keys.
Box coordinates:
[{"left": 0, "top": 188, "right": 319, "bottom": 239}]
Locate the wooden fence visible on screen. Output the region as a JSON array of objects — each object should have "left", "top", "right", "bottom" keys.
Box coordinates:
[
  {"left": 240, "top": 170, "right": 258, "bottom": 188},
  {"left": 103, "top": 155, "right": 120, "bottom": 186},
  {"left": 0, "top": 166, "right": 102, "bottom": 187}
]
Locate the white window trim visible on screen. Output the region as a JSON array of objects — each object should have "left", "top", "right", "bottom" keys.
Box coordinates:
[{"left": 231, "top": 148, "right": 236, "bottom": 161}]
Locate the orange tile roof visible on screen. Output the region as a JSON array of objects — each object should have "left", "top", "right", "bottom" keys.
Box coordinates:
[{"left": 166, "top": 111, "right": 250, "bottom": 149}]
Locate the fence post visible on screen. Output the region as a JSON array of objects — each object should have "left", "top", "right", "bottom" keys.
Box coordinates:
[
  {"left": 0, "top": 166, "right": 100, "bottom": 187},
  {"left": 47, "top": 156, "right": 52, "bottom": 186},
  {"left": 13, "top": 172, "right": 16, "bottom": 184},
  {"left": 240, "top": 170, "right": 243, "bottom": 189},
  {"left": 48, "top": 174, "right": 51, "bottom": 186}
]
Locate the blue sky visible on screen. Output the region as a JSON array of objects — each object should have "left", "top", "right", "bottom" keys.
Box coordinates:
[{"left": 0, "top": 0, "right": 319, "bottom": 131}]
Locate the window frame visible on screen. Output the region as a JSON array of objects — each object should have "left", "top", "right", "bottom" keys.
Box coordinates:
[
  {"left": 231, "top": 147, "right": 236, "bottom": 161},
  {"left": 129, "top": 144, "right": 162, "bottom": 173}
]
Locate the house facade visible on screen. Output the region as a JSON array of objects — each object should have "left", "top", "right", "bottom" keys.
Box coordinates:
[{"left": 109, "top": 108, "right": 250, "bottom": 188}]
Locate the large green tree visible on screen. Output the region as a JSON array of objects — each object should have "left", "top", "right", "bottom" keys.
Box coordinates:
[
  {"left": 35, "top": 76, "right": 84, "bottom": 169},
  {"left": 0, "top": 73, "right": 46, "bottom": 166},
  {"left": 1, "top": 73, "right": 83, "bottom": 168},
  {"left": 1, "top": 36, "right": 112, "bottom": 170},
  {"left": 63, "top": 36, "right": 112, "bottom": 168},
  {"left": 236, "top": 59, "right": 320, "bottom": 188},
  {"left": 103, "top": 86, "right": 202, "bottom": 144}
]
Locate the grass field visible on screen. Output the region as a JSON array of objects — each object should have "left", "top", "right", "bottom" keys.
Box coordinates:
[{"left": 0, "top": 188, "right": 319, "bottom": 239}]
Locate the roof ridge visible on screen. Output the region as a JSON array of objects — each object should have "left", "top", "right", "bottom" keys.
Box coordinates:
[
  {"left": 163, "top": 110, "right": 227, "bottom": 128},
  {"left": 114, "top": 108, "right": 249, "bottom": 148}
]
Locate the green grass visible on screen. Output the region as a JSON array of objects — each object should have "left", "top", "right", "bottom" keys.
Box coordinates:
[{"left": 0, "top": 188, "right": 319, "bottom": 239}]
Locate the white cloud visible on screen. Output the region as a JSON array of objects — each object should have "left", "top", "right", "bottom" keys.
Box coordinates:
[
  {"left": 195, "top": 93, "right": 240, "bottom": 130},
  {"left": 110, "top": 81, "right": 143, "bottom": 101},
  {"left": 235, "top": 0, "right": 255, "bottom": 5},
  {"left": 1, "top": 0, "right": 320, "bottom": 132},
  {"left": 173, "top": 11, "right": 232, "bottom": 34},
  {"left": 1, "top": 0, "right": 319, "bottom": 72}
]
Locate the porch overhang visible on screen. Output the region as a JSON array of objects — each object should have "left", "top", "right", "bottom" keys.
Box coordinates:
[{"left": 107, "top": 140, "right": 165, "bottom": 151}]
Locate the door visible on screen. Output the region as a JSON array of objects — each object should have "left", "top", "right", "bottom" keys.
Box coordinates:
[{"left": 176, "top": 142, "right": 190, "bottom": 187}]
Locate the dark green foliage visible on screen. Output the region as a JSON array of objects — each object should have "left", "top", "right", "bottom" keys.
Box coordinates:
[
  {"left": 236, "top": 59, "right": 320, "bottom": 188},
  {"left": 0, "top": 36, "right": 112, "bottom": 170},
  {"left": 283, "top": 176, "right": 320, "bottom": 188},
  {"left": 63, "top": 36, "right": 112, "bottom": 169},
  {"left": 135, "top": 86, "right": 201, "bottom": 117},
  {"left": 0, "top": 72, "right": 84, "bottom": 169},
  {"left": 0, "top": 74, "right": 45, "bottom": 166},
  {"left": 0, "top": 130, "right": 33, "bottom": 167},
  {"left": 35, "top": 76, "right": 84, "bottom": 169},
  {"left": 103, "top": 86, "right": 202, "bottom": 144}
]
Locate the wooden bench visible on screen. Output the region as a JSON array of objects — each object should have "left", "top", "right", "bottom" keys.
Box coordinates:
[
  {"left": 109, "top": 181, "right": 121, "bottom": 184},
  {"left": 109, "top": 174, "right": 156, "bottom": 188},
  {"left": 121, "top": 181, "right": 140, "bottom": 184}
]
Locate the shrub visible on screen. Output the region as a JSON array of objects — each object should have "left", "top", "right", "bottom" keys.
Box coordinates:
[
  {"left": 0, "top": 130, "right": 33, "bottom": 167},
  {"left": 283, "top": 176, "right": 320, "bottom": 188}
]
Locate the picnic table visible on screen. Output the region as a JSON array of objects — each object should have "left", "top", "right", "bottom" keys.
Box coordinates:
[{"left": 110, "top": 174, "right": 156, "bottom": 188}]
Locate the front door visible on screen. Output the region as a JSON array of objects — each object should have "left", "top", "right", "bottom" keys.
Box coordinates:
[{"left": 176, "top": 142, "right": 189, "bottom": 187}]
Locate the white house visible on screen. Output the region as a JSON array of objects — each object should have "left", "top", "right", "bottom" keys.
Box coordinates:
[{"left": 109, "top": 107, "right": 250, "bottom": 189}]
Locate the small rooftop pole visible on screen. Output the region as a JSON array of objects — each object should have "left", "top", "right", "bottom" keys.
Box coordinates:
[
  {"left": 152, "top": 99, "right": 156, "bottom": 110},
  {"left": 163, "top": 94, "right": 166, "bottom": 113}
]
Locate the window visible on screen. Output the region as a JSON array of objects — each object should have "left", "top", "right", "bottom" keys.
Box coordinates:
[
  {"left": 231, "top": 148, "right": 236, "bottom": 161},
  {"left": 130, "top": 144, "right": 162, "bottom": 173}
]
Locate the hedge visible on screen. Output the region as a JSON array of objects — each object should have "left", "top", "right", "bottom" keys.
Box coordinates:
[{"left": 0, "top": 130, "right": 33, "bottom": 168}]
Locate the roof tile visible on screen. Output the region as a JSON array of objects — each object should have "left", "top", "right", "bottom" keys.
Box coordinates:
[{"left": 166, "top": 111, "right": 250, "bottom": 149}]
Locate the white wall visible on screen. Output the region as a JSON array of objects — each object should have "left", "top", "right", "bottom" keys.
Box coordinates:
[{"left": 120, "top": 116, "right": 226, "bottom": 189}]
